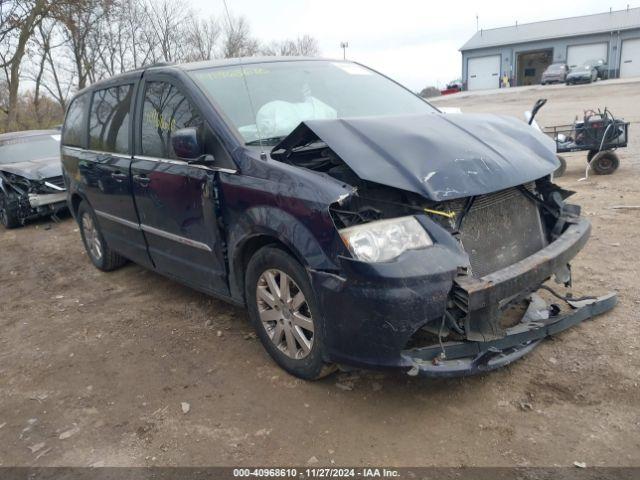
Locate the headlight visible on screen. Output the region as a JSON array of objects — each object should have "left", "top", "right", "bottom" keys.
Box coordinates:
[{"left": 339, "top": 216, "right": 433, "bottom": 263}]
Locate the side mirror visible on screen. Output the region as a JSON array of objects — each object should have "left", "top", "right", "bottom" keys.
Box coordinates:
[{"left": 172, "top": 128, "right": 202, "bottom": 160}]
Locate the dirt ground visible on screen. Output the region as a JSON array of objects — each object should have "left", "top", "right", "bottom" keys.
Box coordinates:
[{"left": 1, "top": 80, "right": 639, "bottom": 468}]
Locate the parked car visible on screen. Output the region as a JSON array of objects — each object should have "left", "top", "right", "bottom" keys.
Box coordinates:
[
  {"left": 541, "top": 63, "right": 568, "bottom": 84},
  {"left": 0, "top": 130, "right": 67, "bottom": 228},
  {"left": 441, "top": 79, "right": 463, "bottom": 94},
  {"left": 446, "top": 79, "right": 463, "bottom": 90},
  {"left": 61, "top": 58, "right": 615, "bottom": 379},
  {"left": 566, "top": 62, "right": 598, "bottom": 84}
]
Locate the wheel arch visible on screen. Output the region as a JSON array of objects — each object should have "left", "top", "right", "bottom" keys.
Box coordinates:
[
  {"left": 230, "top": 233, "right": 306, "bottom": 306},
  {"left": 69, "top": 191, "right": 89, "bottom": 219},
  {"left": 225, "top": 205, "right": 337, "bottom": 304}
]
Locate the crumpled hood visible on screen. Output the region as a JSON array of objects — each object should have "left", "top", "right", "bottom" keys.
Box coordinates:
[
  {"left": 0, "top": 156, "right": 61, "bottom": 180},
  {"left": 274, "top": 113, "right": 559, "bottom": 201}
]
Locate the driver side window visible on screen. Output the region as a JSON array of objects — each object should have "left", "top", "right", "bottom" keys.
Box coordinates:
[{"left": 141, "top": 81, "right": 203, "bottom": 159}]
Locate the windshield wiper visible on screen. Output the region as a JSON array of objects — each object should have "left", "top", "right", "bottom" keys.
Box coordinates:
[{"left": 245, "top": 136, "right": 286, "bottom": 147}]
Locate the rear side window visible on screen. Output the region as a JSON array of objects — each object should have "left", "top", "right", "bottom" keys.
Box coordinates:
[
  {"left": 62, "top": 94, "right": 89, "bottom": 147},
  {"left": 89, "top": 85, "right": 132, "bottom": 154},
  {"left": 141, "top": 81, "right": 203, "bottom": 159}
]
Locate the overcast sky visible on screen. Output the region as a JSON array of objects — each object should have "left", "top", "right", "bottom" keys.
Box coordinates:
[{"left": 191, "top": 0, "right": 638, "bottom": 90}]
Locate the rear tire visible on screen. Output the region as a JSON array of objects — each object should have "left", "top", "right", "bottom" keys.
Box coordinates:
[
  {"left": 245, "top": 246, "right": 335, "bottom": 380},
  {"left": 554, "top": 155, "right": 567, "bottom": 178},
  {"left": 0, "top": 192, "right": 21, "bottom": 229},
  {"left": 587, "top": 150, "right": 597, "bottom": 162},
  {"left": 77, "top": 201, "right": 127, "bottom": 271},
  {"left": 590, "top": 151, "right": 619, "bottom": 175}
]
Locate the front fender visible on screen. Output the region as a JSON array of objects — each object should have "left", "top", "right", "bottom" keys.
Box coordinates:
[{"left": 226, "top": 205, "right": 339, "bottom": 302}]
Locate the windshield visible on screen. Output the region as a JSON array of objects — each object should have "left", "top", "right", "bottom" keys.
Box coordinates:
[
  {"left": 546, "top": 64, "right": 565, "bottom": 72},
  {"left": 190, "top": 60, "right": 437, "bottom": 145},
  {"left": 0, "top": 134, "right": 60, "bottom": 164}
]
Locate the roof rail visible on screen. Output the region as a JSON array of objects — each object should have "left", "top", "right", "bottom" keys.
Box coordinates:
[{"left": 125, "top": 61, "right": 174, "bottom": 75}]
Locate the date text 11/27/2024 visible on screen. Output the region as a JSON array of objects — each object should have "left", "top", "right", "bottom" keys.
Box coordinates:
[{"left": 232, "top": 468, "right": 400, "bottom": 478}]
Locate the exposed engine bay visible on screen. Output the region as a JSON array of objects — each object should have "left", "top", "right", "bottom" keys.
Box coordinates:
[
  {"left": 271, "top": 134, "right": 578, "bottom": 274},
  {"left": 0, "top": 171, "right": 67, "bottom": 226},
  {"left": 270, "top": 120, "right": 614, "bottom": 375}
]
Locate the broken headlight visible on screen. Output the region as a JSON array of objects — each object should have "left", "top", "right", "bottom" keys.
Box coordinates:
[{"left": 339, "top": 216, "right": 432, "bottom": 263}]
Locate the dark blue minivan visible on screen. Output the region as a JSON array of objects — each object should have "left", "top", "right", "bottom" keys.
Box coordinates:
[{"left": 61, "top": 58, "right": 615, "bottom": 379}]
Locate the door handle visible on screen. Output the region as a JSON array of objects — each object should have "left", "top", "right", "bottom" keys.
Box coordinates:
[
  {"left": 133, "top": 174, "right": 151, "bottom": 187},
  {"left": 111, "top": 172, "right": 127, "bottom": 182}
]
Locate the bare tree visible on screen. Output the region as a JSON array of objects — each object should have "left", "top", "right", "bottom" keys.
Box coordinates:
[
  {"left": 261, "top": 40, "right": 294, "bottom": 57},
  {"left": 184, "top": 15, "right": 221, "bottom": 62},
  {"left": 0, "top": 78, "right": 9, "bottom": 122},
  {"left": 112, "top": 0, "right": 153, "bottom": 69},
  {"left": 0, "top": 0, "right": 322, "bottom": 132},
  {"left": 141, "top": 0, "right": 191, "bottom": 63},
  {"left": 29, "top": 22, "right": 48, "bottom": 124},
  {"left": 0, "top": 0, "right": 52, "bottom": 129},
  {"left": 261, "top": 34, "right": 320, "bottom": 57},
  {"left": 96, "top": 0, "right": 157, "bottom": 71},
  {"left": 53, "top": 0, "right": 111, "bottom": 89},
  {"left": 34, "top": 18, "right": 74, "bottom": 110},
  {"left": 91, "top": 0, "right": 134, "bottom": 77},
  {"left": 221, "top": 15, "right": 259, "bottom": 58},
  {"left": 294, "top": 35, "right": 320, "bottom": 56}
]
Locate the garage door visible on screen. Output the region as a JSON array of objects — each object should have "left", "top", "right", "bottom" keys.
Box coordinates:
[
  {"left": 467, "top": 55, "right": 500, "bottom": 90},
  {"left": 620, "top": 38, "right": 640, "bottom": 78},
  {"left": 567, "top": 43, "right": 608, "bottom": 69}
]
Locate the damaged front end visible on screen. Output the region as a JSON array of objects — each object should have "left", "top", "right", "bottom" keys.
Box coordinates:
[
  {"left": 272, "top": 114, "right": 617, "bottom": 377},
  {"left": 0, "top": 171, "right": 67, "bottom": 226},
  {"left": 404, "top": 187, "right": 616, "bottom": 376}
]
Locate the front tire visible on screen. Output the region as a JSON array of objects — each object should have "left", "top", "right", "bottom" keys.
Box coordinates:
[
  {"left": 0, "top": 192, "right": 21, "bottom": 229},
  {"left": 77, "top": 201, "right": 126, "bottom": 271},
  {"left": 245, "top": 246, "right": 335, "bottom": 380}
]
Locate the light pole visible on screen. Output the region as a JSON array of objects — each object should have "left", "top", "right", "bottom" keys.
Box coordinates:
[{"left": 340, "top": 41, "right": 349, "bottom": 60}]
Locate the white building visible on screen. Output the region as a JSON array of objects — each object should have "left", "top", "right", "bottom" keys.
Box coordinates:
[{"left": 460, "top": 7, "right": 640, "bottom": 90}]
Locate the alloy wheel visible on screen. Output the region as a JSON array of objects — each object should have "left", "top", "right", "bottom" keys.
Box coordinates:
[
  {"left": 82, "top": 212, "right": 103, "bottom": 261},
  {"left": 256, "top": 269, "right": 314, "bottom": 359}
]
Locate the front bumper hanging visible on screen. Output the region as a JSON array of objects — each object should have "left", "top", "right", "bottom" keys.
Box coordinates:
[
  {"left": 402, "top": 291, "right": 617, "bottom": 377},
  {"left": 28, "top": 192, "right": 67, "bottom": 208}
]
